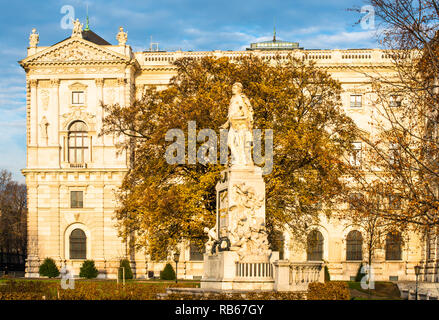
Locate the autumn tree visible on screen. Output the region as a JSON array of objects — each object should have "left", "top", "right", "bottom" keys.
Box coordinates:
[
  {"left": 0, "top": 169, "right": 27, "bottom": 269},
  {"left": 102, "top": 55, "right": 359, "bottom": 259},
  {"left": 347, "top": 1, "right": 439, "bottom": 238}
]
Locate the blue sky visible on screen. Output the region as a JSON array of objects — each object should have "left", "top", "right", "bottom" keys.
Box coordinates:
[{"left": 0, "top": 0, "right": 378, "bottom": 182}]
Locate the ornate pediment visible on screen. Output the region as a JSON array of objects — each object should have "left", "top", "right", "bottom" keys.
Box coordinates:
[
  {"left": 20, "top": 38, "right": 130, "bottom": 66},
  {"left": 61, "top": 107, "right": 96, "bottom": 132}
]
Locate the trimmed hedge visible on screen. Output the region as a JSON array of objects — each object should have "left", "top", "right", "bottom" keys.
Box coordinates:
[
  {"left": 39, "top": 258, "right": 60, "bottom": 278},
  {"left": 118, "top": 259, "right": 133, "bottom": 280},
  {"left": 307, "top": 282, "right": 350, "bottom": 300},
  {"left": 79, "top": 260, "right": 99, "bottom": 279},
  {"left": 0, "top": 280, "right": 200, "bottom": 300},
  {"left": 160, "top": 263, "right": 176, "bottom": 280}
]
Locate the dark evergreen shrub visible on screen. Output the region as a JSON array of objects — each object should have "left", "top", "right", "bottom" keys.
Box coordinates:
[
  {"left": 79, "top": 260, "right": 99, "bottom": 279},
  {"left": 118, "top": 259, "right": 133, "bottom": 280},
  {"left": 324, "top": 265, "right": 331, "bottom": 282},
  {"left": 355, "top": 263, "right": 366, "bottom": 282},
  {"left": 39, "top": 258, "right": 60, "bottom": 278},
  {"left": 160, "top": 263, "right": 176, "bottom": 280}
]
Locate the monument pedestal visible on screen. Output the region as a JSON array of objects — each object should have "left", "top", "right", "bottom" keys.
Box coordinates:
[
  {"left": 201, "top": 251, "right": 278, "bottom": 291},
  {"left": 201, "top": 165, "right": 277, "bottom": 291}
]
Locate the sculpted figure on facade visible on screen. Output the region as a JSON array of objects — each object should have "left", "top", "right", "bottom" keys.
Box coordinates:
[
  {"left": 29, "top": 28, "right": 39, "bottom": 48},
  {"left": 116, "top": 27, "right": 128, "bottom": 46},
  {"left": 221, "top": 83, "right": 254, "bottom": 166},
  {"left": 72, "top": 19, "right": 83, "bottom": 38}
]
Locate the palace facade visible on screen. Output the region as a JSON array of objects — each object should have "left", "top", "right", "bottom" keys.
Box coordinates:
[{"left": 19, "top": 24, "right": 437, "bottom": 283}]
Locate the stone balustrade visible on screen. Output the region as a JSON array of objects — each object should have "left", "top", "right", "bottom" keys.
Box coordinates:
[
  {"left": 139, "top": 49, "right": 395, "bottom": 68},
  {"left": 274, "top": 260, "right": 324, "bottom": 292}
]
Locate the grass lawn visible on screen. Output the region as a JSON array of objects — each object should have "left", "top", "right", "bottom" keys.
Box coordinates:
[{"left": 347, "top": 281, "right": 402, "bottom": 300}]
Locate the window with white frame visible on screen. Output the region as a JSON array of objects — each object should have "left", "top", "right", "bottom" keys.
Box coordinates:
[
  {"left": 350, "top": 142, "right": 362, "bottom": 167},
  {"left": 350, "top": 94, "right": 363, "bottom": 108},
  {"left": 390, "top": 95, "right": 402, "bottom": 108},
  {"left": 72, "top": 91, "right": 85, "bottom": 105}
]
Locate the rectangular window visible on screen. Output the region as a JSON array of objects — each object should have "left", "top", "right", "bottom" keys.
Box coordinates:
[
  {"left": 390, "top": 95, "right": 402, "bottom": 108},
  {"left": 71, "top": 191, "right": 83, "bottom": 208},
  {"left": 350, "top": 142, "right": 362, "bottom": 167},
  {"left": 72, "top": 91, "right": 85, "bottom": 105},
  {"left": 350, "top": 95, "right": 363, "bottom": 108}
]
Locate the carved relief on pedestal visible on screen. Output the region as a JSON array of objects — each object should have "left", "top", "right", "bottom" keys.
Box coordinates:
[{"left": 228, "top": 183, "right": 270, "bottom": 260}]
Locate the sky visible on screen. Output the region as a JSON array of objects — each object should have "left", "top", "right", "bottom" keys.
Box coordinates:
[{"left": 0, "top": 0, "right": 378, "bottom": 182}]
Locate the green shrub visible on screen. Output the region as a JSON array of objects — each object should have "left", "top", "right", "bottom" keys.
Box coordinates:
[
  {"left": 39, "top": 258, "right": 60, "bottom": 278},
  {"left": 355, "top": 263, "right": 366, "bottom": 282},
  {"left": 160, "top": 263, "right": 176, "bottom": 280},
  {"left": 308, "top": 282, "right": 350, "bottom": 300},
  {"left": 118, "top": 259, "right": 133, "bottom": 280},
  {"left": 324, "top": 265, "right": 331, "bottom": 282},
  {"left": 79, "top": 260, "right": 99, "bottom": 279}
]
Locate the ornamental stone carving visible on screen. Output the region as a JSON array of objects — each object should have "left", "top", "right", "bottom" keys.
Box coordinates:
[
  {"left": 228, "top": 183, "right": 270, "bottom": 259},
  {"left": 61, "top": 109, "right": 96, "bottom": 131}
]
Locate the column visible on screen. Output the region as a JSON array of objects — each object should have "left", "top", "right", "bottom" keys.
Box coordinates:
[
  {"left": 95, "top": 78, "right": 104, "bottom": 145},
  {"left": 118, "top": 78, "right": 126, "bottom": 107},
  {"left": 29, "top": 79, "right": 38, "bottom": 146},
  {"left": 50, "top": 79, "right": 60, "bottom": 147}
]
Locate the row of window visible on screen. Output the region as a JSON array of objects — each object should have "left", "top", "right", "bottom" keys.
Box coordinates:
[
  {"left": 68, "top": 228, "right": 403, "bottom": 262},
  {"left": 349, "top": 142, "right": 400, "bottom": 168},
  {"left": 68, "top": 229, "right": 205, "bottom": 261},
  {"left": 307, "top": 230, "right": 402, "bottom": 261},
  {"left": 349, "top": 94, "right": 401, "bottom": 108}
]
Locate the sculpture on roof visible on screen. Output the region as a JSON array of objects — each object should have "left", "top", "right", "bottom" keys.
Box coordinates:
[
  {"left": 29, "top": 28, "right": 39, "bottom": 48},
  {"left": 116, "top": 27, "right": 128, "bottom": 46},
  {"left": 72, "top": 19, "right": 83, "bottom": 38}
]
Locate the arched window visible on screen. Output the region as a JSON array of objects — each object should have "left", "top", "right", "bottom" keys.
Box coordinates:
[
  {"left": 70, "top": 229, "right": 86, "bottom": 259},
  {"left": 346, "top": 230, "right": 363, "bottom": 261},
  {"left": 68, "top": 121, "right": 88, "bottom": 165},
  {"left": 307, "top": 230, "right": 324, "bottom": 261},
  {"left": 385, "top": 232, "right": 402, "bottom": 261}
]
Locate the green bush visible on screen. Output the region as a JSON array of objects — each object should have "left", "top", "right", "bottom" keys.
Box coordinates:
[
  {"left": 324, "top": 265, "right": 331, "bottom": 282},
  {"left": 79, "top": 260, "right": 99, "bottom": 279},
  {"left": 160, "top": 263, "right": 176, "bottom": 280},
  {"left": 308, "top": 282, "right": 350, "bottom": 300},
  {"left": 355, "top": 263, "right": 366, "bottom": 282},
  {"left": 118, "top": 259, "right": 133, "bottom": 280},
  {"left": 39, "top": 258, "right": 60, "bottom": 278}
]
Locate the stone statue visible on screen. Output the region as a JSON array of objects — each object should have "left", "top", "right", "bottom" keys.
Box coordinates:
[
  {"left": 221, "top": 83, "right": 254, "bottom": 166},
  {"left": 72, "top": 19, "right": 83, "bottom": 38},
  {"left": 40, "top": 117, "right": 49, "bottom": 142},
  {"left": 116, "top": 27, "right": 128, "bottom": 45},
  {"left": 29, "top": 28, "right": 39, "bottom": 48},
  {"left": 204, "top": 226, "right": 218, "bottom": 254}
]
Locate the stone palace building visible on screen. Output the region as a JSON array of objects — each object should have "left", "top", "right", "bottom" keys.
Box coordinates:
[{"left": 19, "top": 22, "right": 438, "bottom": 283}]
